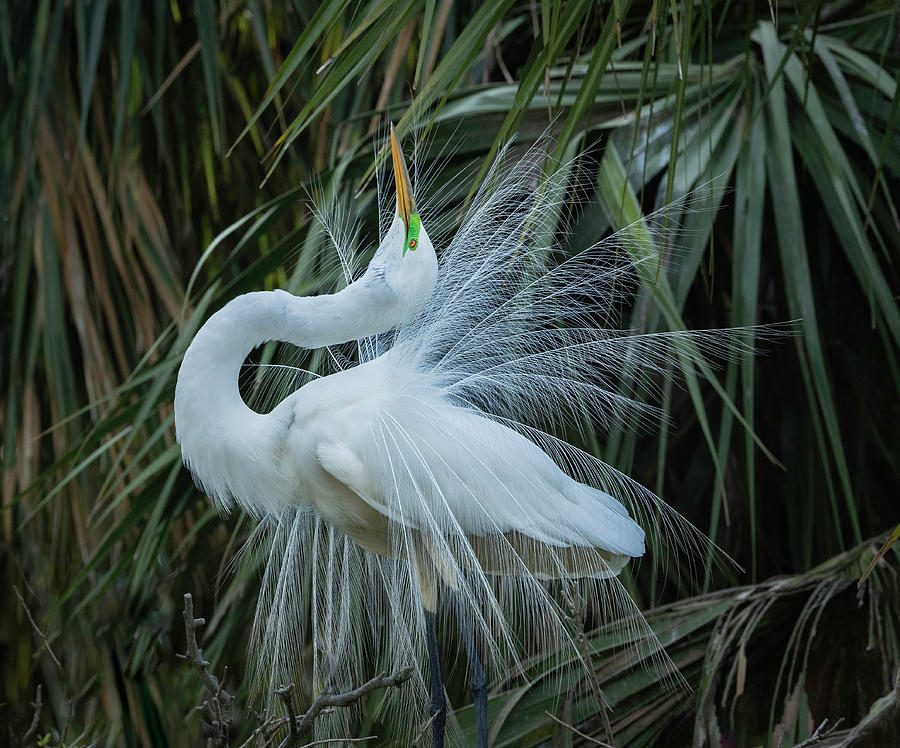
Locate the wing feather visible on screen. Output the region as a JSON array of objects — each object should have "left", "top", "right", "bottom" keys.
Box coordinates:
[{"left": 315, "top": 384, "right": 645, "bottom": 580}]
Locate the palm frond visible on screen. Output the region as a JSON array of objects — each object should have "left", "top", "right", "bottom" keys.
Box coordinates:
[{"left": 2, "top": 1, "right": 897, "bottom": 743}]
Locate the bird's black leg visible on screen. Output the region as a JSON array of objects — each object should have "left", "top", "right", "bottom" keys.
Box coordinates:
[
  {"left": 454, "top": 603, "right": 488, "bottom": 748},
  {"left": 424, "top": 609, "right": 446, "bottom": 747}
]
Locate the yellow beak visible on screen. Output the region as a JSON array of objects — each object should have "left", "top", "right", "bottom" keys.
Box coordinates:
[{"left": 390, "top": 123, "right": 416, "bottom": 231}]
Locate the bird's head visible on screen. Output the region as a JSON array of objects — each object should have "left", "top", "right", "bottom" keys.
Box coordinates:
[
  {"left": 389, "top": 123, "right": 427, "bottom": 260},
  {"left": 362, "top": 125, "right": 437, "bottom": 316}
]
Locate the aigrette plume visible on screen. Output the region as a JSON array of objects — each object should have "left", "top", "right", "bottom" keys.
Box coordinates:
[{"left": 220, "top": 129, "right": 782, "bottom": 743}]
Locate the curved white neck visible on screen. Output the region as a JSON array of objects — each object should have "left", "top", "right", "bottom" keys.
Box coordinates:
[{"left": 174, "top": 280, "right": 408, "bottom": 513}]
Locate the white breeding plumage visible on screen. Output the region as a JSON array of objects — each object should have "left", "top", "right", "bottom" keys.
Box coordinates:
[{"left": 175, "top": 127, "right": 746, "bottom": 745}]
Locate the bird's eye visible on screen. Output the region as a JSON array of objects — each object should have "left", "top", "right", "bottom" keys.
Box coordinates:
[{"left": 403, "top": 213, "right": 422, "bottom": 257}]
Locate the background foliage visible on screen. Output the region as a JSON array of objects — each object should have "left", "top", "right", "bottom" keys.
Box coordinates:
[{"left": 2, "top": 0, "right": 898, "bottom": 745}]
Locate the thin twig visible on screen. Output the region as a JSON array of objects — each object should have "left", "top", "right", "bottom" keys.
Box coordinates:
[
  {"left": 178, "top": 593, "right": 234, "bottom": 746},
  {"left": 179, "top": 594, "right": 411, "bottom": 746},
  {"left": 13, "top": 585, "right": 61, "bottom": 670},
  {"left": 858, "top": 526, "right": 900, "bottom": 588},
  {"left": 411, "top": 710, "right": 440, "bottom": 747},
  {"left": 235, "top": 717, "right": 275, "bottom": 748},
  {"left": 295, "top": 668, "right": 413, "bottom": 739},
  {"left": 545, "top": 710, "right": 615, "bottom": 747},
  {"left": 298, "top": 738, "right": 376, "bottom": 747},
  {"left": 140, "top": 0, "right": 245, "bottom": 115},
  {"left": 275, "top": 684, "right": 300, "bottom": 747},
  {"left": 793, "top": 717, "right": 844, "bottom": 747},
  {"left": 22, "top": 685, "right": 43, "bottom": 742},
  {"left": 273, "top": 668, "right": 414, "bottom": 748},
  {"left": 561, "top": 584, "right": 615, "bottom": 745}
]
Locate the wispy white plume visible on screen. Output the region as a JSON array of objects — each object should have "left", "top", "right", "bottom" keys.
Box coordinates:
[{"left": 239, "top": 131, "right": 780, "bottom": 742}]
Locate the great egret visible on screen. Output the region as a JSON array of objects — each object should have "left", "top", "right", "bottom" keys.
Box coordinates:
[{"left": 175, "top": 126, "right": 740, "bottom": 745}]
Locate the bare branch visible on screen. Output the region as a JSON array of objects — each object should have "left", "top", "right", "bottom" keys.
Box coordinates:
[
  {"left": 858, "top": 525, "right": 900, "bottom": 589},
  {"left": 179, "top": 592, "right": 411, "bottom": 747},
  {"left": 180, "top": 593, "right": 234, "bottom": 746},
  {"left": 411, "top": 711, "right": 440, "bottom": 747},
  {"left": 22, "top": 685, "right": 43, "bottom": 742},
  {"left": 276, "top": 667, "right": 414, "bottom": 747},
  {"left": 793, "top": 718, "right": 844, "bottom": 747},
  {"left": 297, "top": 668, "right": 413, "bottom": 735},
  {"left": 276, "top": 684, "right": 300, "bottom": 747},
  {"left": 13, "top": 585, "right": 61, "bottom": 670},
  {"left": 561, "top": 584, "right": 614, "bottom": 744}
]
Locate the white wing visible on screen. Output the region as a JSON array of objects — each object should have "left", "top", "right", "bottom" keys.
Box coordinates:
[{"left": 313, "top": 381, "right": 645, "bottom": 580}]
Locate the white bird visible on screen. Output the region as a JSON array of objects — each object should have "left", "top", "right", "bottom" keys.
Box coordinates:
[{"left": 175, "top": 126, "right": 731, "bottom": 745}]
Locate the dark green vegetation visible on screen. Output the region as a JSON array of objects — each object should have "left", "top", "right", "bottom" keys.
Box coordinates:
[{"left": 2, "top": 1, "right": 898, "bottom": 745}]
